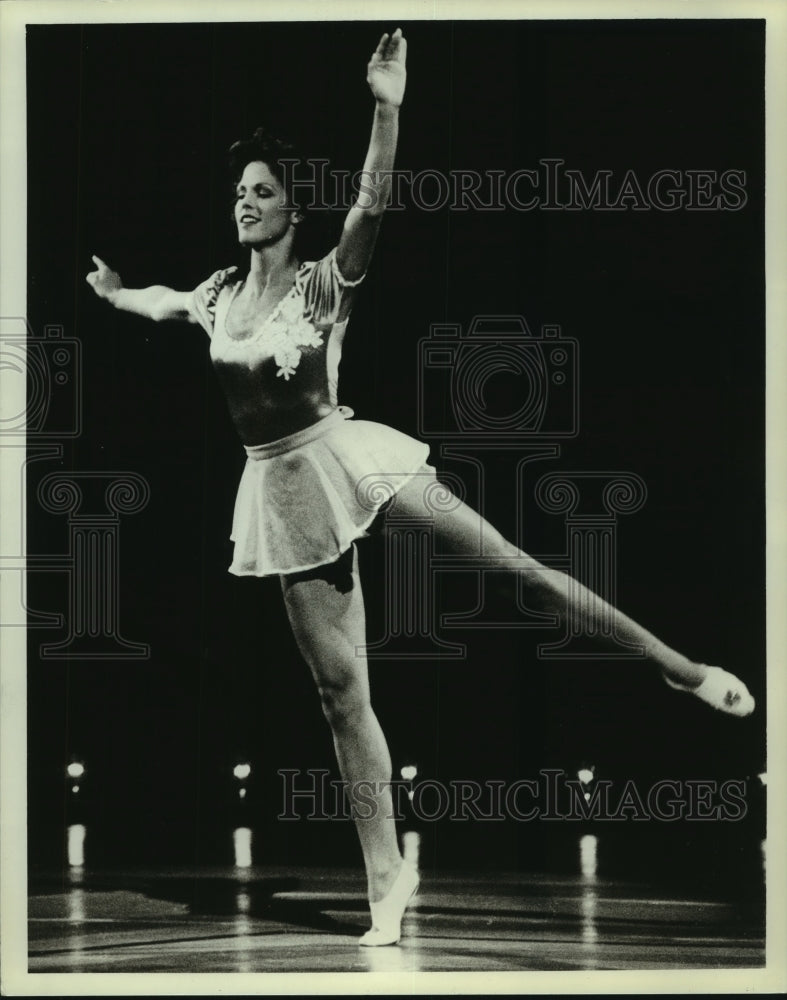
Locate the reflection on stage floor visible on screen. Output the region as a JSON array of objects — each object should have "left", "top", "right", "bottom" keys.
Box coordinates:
[{"left": 28, "top": 848, "right": 764, "bottom": 974}]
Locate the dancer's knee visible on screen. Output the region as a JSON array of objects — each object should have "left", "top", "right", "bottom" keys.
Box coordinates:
[
  {"left": 318, "top": 678, "right": 370, "bottom": 732},
  {"left": 480, "top": 530, "right": 527, "bottom": 565}
]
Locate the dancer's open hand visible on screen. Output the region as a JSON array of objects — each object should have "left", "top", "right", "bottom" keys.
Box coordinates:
[
  {"left": 367, "top": 28, "right": 407, "bottom": 107},
  {"left": 86, "top": 255, "right": 123, "bottom": 302}
]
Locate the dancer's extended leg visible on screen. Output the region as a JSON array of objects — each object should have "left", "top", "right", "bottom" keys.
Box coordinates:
[
  {"left": 280, "top": 545, "right": 419, "bottom": 945},
  {"left": 387, "top": 469, "right": 754, "bottom": 716}
]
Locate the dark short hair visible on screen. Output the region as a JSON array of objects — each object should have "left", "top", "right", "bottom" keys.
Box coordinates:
[
  {"left": 228, "top": 128, "right": 307, "bottom": 213},
  {"left": 227, "top": 127, "right": 334, "bottom": 257}
]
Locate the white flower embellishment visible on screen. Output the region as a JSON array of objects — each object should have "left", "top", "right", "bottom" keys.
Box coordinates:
[
  {"left": 221, "top": 263, "right": 333, "bottom": 378},
  {"left": 266, "top": 289, "right": 324, "bottom": 380}
]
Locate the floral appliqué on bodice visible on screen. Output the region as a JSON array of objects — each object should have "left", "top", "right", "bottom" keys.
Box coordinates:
[
  {"left": 228, "top": 281, "right": 325, "bottom": 381},
  {"left": 189, "top": 247, "right": 364, "bottom": 400}
]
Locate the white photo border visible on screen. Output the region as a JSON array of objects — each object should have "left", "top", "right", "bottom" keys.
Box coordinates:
[{"left": 2, "top": 0, "right": 785, "bottom": 995}]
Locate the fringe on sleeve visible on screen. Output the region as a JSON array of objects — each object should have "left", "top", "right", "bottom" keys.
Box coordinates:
[
  {"left": 298, "top": 247, "right": 365, "bottom": 328},
  {"left": 189, "top": 266, "right": 238, "bottom": 337}
]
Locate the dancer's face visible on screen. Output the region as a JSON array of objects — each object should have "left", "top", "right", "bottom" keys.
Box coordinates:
[{"left": 234, "top": 160, "right": 299, "bottom": 247}]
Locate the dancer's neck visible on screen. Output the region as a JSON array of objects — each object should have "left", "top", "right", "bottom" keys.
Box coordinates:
[{"left": 246, "top": 241, "right": 299, "bottom": 295}]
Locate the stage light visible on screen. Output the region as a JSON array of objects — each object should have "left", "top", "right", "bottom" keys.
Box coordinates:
[
  {"left": 233, "top": 763, "right": 251, "bottom": 781},
  {"left": 577, "top": 767, "right": 594, "bottom": 785},
  {"left": 67, "top": 824, "right": 86, "bottom": 867},
  {"left": 233, "top": 826, "right": 253, "bottom": 868},
  {"left": 402, "top": 830, "right": 421, "bottom": 869},
  {"left": 67, "top": 762, "right": 85, "bottom": 779},
  {"left": 239, "top": 788, "right": 247, "bottom": 800},
  {"left": 758, "top": 773, "right": 767, "bottom": 787},
  {"left": 579, "top": 833, "right": 598, "bottom": 879},
  {"left": 400, "top": 765, "right": 417, "bottom": 781},
  {"left": 71, "top": 785, "right": 79, "bottom": 794}
]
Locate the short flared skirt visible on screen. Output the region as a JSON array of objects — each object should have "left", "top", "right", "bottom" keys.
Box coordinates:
[{"left": 229, "top": 406, "right": 432, "bottom": 577}]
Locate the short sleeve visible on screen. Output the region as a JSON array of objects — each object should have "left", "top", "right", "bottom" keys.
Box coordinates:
[
  {"left": 298, "top": 247, "right": 365, "bottom": 328},
  {"left": 189, "top": 266, "right": 237, "bottom": 337}
]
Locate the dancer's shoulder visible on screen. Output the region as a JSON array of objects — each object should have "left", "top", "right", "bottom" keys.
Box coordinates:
[
  {"left": 297, "top": 247, "right": 365, "bottom": 327},
  {"left": 190, "top": 265, "right": 239, "bottom": 335},
  {"left": 202, "top": 265, "right": 240, "bottom": 293}
]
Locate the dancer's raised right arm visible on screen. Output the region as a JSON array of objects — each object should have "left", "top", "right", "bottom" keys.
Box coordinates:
[{"left": 86, "top": 255, "right": 200, "bottom": 324}]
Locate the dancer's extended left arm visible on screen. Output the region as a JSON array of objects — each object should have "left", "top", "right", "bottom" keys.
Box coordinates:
[{"left": 335, "top": 28, "right": 407, "bottom": 282}]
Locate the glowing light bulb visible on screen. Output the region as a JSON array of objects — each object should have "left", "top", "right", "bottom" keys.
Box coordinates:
[
  {"left": 67, "top": 824, "right": 86, "bottom": 867},
  {"left": 67, "top": 762, "right": 85, "bottom": 779},
  {"left": 579, "top": 834, "right": 598, "bottom": 879},
  {"left": 577, "top": 768, "right": 594, "bottom": 785},
  {"left": 402, "top": 830, "right": 421, "bottom": 869},
  {"left": 233, "top": 763, "right": 251, "bottom": 780},
  {"left": 233, "top": 827, "right": 252, "bottom": 868},
  {"left": 401, "top": 765, "right": 418, "bottom": 781}
]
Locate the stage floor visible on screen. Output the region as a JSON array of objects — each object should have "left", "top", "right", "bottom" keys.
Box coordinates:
[{"left": 28, "top": 863, "right": 764, "bottom": 974}]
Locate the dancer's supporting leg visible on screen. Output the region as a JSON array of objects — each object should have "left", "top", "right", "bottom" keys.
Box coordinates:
[
  {"left": 280, "top": 545, "right": 419, "bottom": 944},
  {"left": 388, "top": 469, "right": 754, "bottom": 715}
]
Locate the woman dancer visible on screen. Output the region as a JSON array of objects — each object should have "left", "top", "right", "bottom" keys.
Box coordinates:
[{"left": 86, "top": 28, "right": 755, "bottom": 946}]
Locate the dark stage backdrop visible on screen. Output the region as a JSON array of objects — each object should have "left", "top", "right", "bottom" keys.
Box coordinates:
[{"left": 26, "top": 20, "right": 765, "bottom": 876}]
